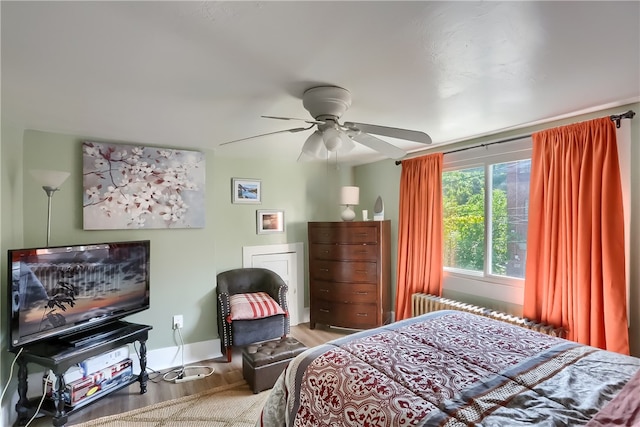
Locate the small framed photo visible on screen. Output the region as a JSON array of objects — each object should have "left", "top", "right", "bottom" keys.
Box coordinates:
[
  {"left": 232, "top": 178, "right": 261, "bottom": 204},
  {"left": 257, "top": 210, "right": 284, "bottom": 234}
]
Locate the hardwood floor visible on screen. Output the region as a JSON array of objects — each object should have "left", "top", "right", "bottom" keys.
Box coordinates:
[{"left": 25, "top": 323, "right": 352, "bottom": 427}]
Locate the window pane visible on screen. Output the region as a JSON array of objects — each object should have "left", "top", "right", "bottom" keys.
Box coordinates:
[
  {"left": 443, "top": 167, "right": 485, "bottom": 272},
  {"left": 491, "top": 159, "right": 530, "bottom": 278}
]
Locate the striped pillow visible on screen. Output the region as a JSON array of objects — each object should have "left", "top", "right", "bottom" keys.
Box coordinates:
[{"left": 228, "top": 292, "right": 285, "bottom": 321}]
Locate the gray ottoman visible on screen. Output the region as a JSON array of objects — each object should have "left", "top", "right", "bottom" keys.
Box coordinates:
[{"left": 242, "top": 337, "right": 307, "bottom": 394}]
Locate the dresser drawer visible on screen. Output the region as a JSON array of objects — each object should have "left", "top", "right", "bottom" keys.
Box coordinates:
[
  {"left": 311, "top": 281, "right": 378, "bottom": 304},
  {"left": 309, "top": 225, "right": 379, "bottom": 244},
  {"left": 310, "top": 244, "right": 378, "bottom": 261},
  {"left": 310, "top": 260, "right": 377, "bottom": 283},
  {"left": 313, "top": 301, "right": 378, "bottom": 329}
]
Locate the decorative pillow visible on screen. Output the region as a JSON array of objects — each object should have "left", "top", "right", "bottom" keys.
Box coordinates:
[{"left": 229, "top": 292, "right": 285, "bottom": 321}]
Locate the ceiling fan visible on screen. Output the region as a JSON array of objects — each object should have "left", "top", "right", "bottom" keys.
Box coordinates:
[{"left": 220, "top": 86, "right": 432, "bottom": 160}]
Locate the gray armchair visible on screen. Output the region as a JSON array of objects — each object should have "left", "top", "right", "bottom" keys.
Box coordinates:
[{"left": 216, "top": 268, "right": 290, "bottom": 362}]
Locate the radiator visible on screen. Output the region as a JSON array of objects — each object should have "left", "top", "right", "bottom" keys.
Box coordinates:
[{"left": 411, "top": 293, "right": 567, "bottom": 338}]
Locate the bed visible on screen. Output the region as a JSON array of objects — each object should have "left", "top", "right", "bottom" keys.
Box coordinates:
[{"left": 257, "top": 310, "right": 640, "bottom": 426}]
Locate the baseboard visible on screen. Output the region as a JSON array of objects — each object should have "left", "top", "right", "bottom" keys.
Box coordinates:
[{"left": 131, "top": 338, "right": 223, "bottom": 374}]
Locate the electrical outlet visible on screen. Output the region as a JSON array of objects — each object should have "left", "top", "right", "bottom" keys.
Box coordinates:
[{"left": 172, "top": 315, "right": 183, "bottom": 330}]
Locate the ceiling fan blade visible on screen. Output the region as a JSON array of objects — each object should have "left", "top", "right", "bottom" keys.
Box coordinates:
[
  {"left": 351, "top": 132, "right": 407, "bottom": 160},
  {"left": 262, "top": 115, "right": 324, "bottom": 125},
  {"left": 219, "top": 127, "right": 310, "bottom": 146},
  {"left": 344, "top": 122, "right": 432, "bottom": 144}
]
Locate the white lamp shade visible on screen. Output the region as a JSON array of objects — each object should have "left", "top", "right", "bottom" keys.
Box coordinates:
[
  {"left": 301, "top": 131, "right": 326, "bottom": 158},
  {"left": 322, "top": 128, "right": 343, "bottom": 152},
  {"left": 337, "top": 132, "right": 355, "bottom": 154},
  {"left": 30, "top": 169, "right": 70, "bottom": 189},
  {"left": 340, "top": 186, "right": 360, "bottom": 206}
]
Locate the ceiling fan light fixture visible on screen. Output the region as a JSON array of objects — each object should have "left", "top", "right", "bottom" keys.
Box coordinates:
[
  {"left": 226, "top": 86, "right": 432, "bottom": 162},
  {"left": 301, "top": 131, "right": 326, "bottom": 158},
  {"left": 322, "top": 127, "right": 342, "bottom": 152},
  {"left": 337, "top": 131, "right": 355, "bottom": 154}
]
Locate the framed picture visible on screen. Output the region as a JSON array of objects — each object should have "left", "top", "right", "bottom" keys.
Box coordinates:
[
  {"left": 257, "top": 210, "right": 284, "bottom": 234},
  {"left": 232, "top": 178, "right": 261, "bottom": 204},
  {"left": 83, "top": 141, "right": 205, "bottom": 229}
]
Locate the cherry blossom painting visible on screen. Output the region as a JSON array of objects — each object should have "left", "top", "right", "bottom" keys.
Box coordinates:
[{"left": 83, "top": 141, "right": 205, "bottom": 229}]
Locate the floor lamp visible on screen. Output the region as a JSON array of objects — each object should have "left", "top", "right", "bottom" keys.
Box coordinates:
[{"left": 30, "top": 169, "right": 71, "bottom": 247}]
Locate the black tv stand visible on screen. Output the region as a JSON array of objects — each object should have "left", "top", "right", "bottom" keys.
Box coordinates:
[{"left": 11, "top": 321, "right": 152, "bottom": 427}]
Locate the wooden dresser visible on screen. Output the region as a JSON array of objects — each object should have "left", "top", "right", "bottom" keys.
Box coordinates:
[{"left": 308, "top": 220, "right": 391, "bottom": 329}]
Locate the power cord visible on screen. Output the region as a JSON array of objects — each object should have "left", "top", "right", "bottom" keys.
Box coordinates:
[
  {"left": 0, "top": 347, "right": 23, "bottom": 403},
  {"left": 162, "top": 327, "right": 214, "bottom": 383},
  {"left": 23, "top": 372, "right": 53, "bottom": 427},
  {"left": 1, "top": 348, "right": 50, "bottom": 427},
  {"left": 130, "top": 342, "right": 182, "bottom": 384}
]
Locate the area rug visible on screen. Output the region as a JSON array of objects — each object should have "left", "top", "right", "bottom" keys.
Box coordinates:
[{"left": 71, "top": 381, "right": 270, "bottom": 427}]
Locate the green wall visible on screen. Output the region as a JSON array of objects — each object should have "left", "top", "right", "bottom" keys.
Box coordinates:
[
  {"left": 6, "top": 130, "right": 352, "bottom": 351},
  {"left": 1, "top": 121, "right": 26, "bottom": 426},
  {"left": 354, "top": 160, "right": 401, "bottom": 310}
]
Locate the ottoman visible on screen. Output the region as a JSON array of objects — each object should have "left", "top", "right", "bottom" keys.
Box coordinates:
[{"left": 242, "top": 337, "right": 307, "bottom": 394}]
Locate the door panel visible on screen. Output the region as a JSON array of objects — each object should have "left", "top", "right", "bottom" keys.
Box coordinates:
[{"left": 250, "top": 252, "right": 299, "bottom": 326}]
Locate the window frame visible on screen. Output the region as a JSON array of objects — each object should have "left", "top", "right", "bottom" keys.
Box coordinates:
[{"left": 442, "top": 137, "right": 532, "bottom": 304}]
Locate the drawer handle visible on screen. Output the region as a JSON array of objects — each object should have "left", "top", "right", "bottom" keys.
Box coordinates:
[
  {"left": 355, "top": 291, "right": 368, "bottom": 295},
  {"left": 319, "top": 309, "right": 330, "bottom": 313},
  {"left": 320, "top": 268, "right": 329, "bottom": 272},
  {"left": 355, "top": 270, "right": 368, "bottom": 274},
  {"left": 319, "top": 289, "right": 329, "bottom": 293},
  {"left": 356, "top": 313, "right": 369, "bottom": 317}
]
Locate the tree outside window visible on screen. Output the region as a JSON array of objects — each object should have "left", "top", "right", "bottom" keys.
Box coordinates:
[{"left": 443, "top": 159, "right": 530, "bottom": 279}]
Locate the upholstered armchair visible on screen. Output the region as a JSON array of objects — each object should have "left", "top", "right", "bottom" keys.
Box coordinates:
[{"left": 216, "top": 268, "right": 290, "bottom": 362}]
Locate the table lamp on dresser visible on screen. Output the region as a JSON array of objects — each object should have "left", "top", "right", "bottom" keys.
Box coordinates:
[{"left": 340, "top": 186, "right": 359, "bottom": 221}]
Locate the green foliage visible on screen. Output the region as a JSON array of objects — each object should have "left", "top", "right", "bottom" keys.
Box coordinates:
[
  {"left": 443, "top": 168, "right": 509, "bottom": 272},
  {"left": 443, "top": 160, "right": 530, "bottom": 278},
  {"left": 443, "top": 168, "right": 485, "bottom": 271}
]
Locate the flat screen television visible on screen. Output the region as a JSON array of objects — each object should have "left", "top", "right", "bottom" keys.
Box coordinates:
[{"left": 8, "top": 240, "right": 150, "bottom": 351}]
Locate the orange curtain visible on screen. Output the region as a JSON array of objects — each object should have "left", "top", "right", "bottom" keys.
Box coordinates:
[
  {"left": 524, "top": 117, "right": 629, "bottom": 354},
  {"left": 395, "top": 153, "right": 443, "bottom": 321}
]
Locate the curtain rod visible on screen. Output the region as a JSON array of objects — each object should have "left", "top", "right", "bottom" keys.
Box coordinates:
[
  {"left": 610, "top": 110, "right": 636, "bottom": 128},
  {"left": 395, "top": 110, "right": 636, "bottom": 165}
]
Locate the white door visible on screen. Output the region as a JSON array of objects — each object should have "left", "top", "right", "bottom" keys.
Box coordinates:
[
  {"left": 251, "top": 252, "right": 298, "bottom": 326},
  {"left": 243, "top": 243, "right": 304, "bottom": 326}
]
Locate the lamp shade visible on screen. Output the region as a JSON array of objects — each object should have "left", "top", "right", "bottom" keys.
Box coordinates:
[
  {"left": 322, "top": 128, "right": 343, "bottom": 152},
  {"left": 30, "top": 169, "right": 70, "bottom": 189},
  {"left": 340, "top": 186, "right": 359, "bottom": 206},
  {"left": 337, "top": 132, "right": 355, "bottom": 154},
  {"left": 301, "top": 131, "right": 326, "bottom": 158}
]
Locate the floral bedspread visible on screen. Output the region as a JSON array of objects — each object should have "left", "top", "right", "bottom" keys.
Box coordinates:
[{"left": 257, "top": 310, "right": 640, "bottom": 426}]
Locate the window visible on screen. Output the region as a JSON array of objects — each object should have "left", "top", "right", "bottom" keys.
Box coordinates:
[
  {"left": 443, "top": 167, "right": 485, "bottom": 273},
  {"left": 441, "top": 137, "right": 532, "bottom": 303},
  {"left": 443, "top": 159, "right": 530, "bottom": 280},
  {"left": 489, "top": 159, "right": 530, "bottom": 278}
]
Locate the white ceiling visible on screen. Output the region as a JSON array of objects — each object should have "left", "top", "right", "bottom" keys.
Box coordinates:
[{"left": 2, "top": 1, "right": 639, "bottom": 165}]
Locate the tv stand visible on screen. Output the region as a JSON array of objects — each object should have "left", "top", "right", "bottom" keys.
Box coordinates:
[{"left": 11, "top": 321, "right": 152, "bottom": 427}]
